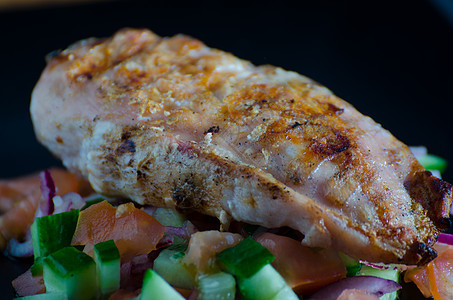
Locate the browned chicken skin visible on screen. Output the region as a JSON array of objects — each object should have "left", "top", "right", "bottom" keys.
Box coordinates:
[{"left": 30, "top": 28, "right": 452, "bottom": 265}]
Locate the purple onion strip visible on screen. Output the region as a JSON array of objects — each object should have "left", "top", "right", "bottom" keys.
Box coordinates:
[
  {"left": 438, "top": 232, "right": 453, "bottom": 246},
  {"left": 157, "top": 234, "right": 174, "bottom": 249},
  {"left": 165, "top": 221, "right": 198, "bottom": 240},
  {"left": 53, "top": 192, "right": 86, "bottom": 214},
  {"left": 36, "top": 170, "right": 56, "bottom": 217},
  {"left": 141, "top": 206, "right": 157, "bottom": 216},
  {"left": 165, "top": 226, "right": 188, "bottom": 239},
  {"left": 306, "top": 276, "right": 401, "bottom": 300}
]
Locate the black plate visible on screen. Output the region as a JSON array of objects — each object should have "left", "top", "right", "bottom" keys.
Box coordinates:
[{"left": 1, "top": 0, "right": 452, "bottom": 298}]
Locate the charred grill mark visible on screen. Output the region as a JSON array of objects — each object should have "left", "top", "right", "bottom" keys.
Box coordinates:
[
  {"left": 291, "top": 121, "right": 302, "bottom": 129},
  {"left": 204, "top": 125, "right": 220, "bottom": 134},
  {"left": 327, "top": 103, "right": 344, "bottom": 114},
  {"left": 116, "top": 139, "right": 136, "bottom": 155},
  {"left": 311, "top": 132, "right": 351, "bottom": 156},
  {"left": 408, "top": 242, "right": 438, "bottom": 266},
  {"left": 404, "top": 170, "right": 453, "bottom": 228},
  {"left": 172, "top": 176, "right": 208, "bottom": 211},
  {"left": 74, "top": 72, "right": 93, "bottom": 81}
]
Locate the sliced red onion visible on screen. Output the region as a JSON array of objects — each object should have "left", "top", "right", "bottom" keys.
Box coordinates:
[
  {"left": 165, "top": 226, "right": 188, "bottom": 239},
  {"left": 183, "top": 220, "right": 198, "bottom": 236},
  {"left": 409, "top": 146, "right": 427, "bottom": 159},
  {"left": 186, "top": 289, "right": 199, "bottom": 300},
  {"left": 157, "top": 234, "right": 174, "bottom": 249},
  {"left": 141, "top": 205, "right": 157, "bottom": 216},
  {"left": 306, "top": 276, "right": 401, "bottom": 300},
  {"left": 63, "top": 192, "right": 85, "bottom": 209},
  {"left": 361, "top": 262, "right": 385, "bottom": 270},
  {"left": 438, "top": 233, "right": 453, "bottom": 246},
  {"left": 337, "top": 289, "right": 379, "bottom": 300},
  {"left": 120, "top": 253, "right": 155, "bottom": 290},
  {"left": 130, "top": 254, "right": 153, "bottom": 275},
  {"left": 53, "top": 192, "right": 86, "bottom": 214},
  {"left": 165, "top": 220, "right": 198, "bottom": 241},
  {"left": 5, "top": 232, "right": 33, "bottom": 258},
  {"left": 36, "top": 170, "right": 56, "bottom": 217},
  {"left": 360, "top": 261, "right": 410, "bottom": 273}
]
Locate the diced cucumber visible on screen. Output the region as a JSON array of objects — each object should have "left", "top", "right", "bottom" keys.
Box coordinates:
[
  {"left": 197, "top": 272, "right": 236, "bottom": 300},
  {"left": 153, "top": 207, "right": 186, "bottom": 227},
  {"left": 31, "top": 210, "right": 80, "bottom": 260},
  {"left": 270, "top": 285, "right": 299, "bottom": 300},
  {"left": 338, "top": 252, "right": 361, "bottom": 277},
  {"left": 153, "top": 248, "right": 195, "bottom": 289},
  {"left": 217, "top": 237, "right": 275, "bottom": 278},
  {"left": 14, "top": 292, "right": 67, "bottom": 300},
  {"left": 237, "top": 264, "right": 297, "bottom": 300},
  {"left": 140, "top": 269, "right": 185, "bottom": 300},
  {"left": 43, "top": 247, "right": 97, "bottom": 300},
  {"left": 417, "top": 154, "right": 448, "bottom": 173},
  {"left": 357, "top": 264, "right": 400, "bottom": 300},
  {"left": 30, "top": 257, "right": 45, "bottom": 276},
  {"left": 94, "top": 240, "right": 120, "bottom": 298}
]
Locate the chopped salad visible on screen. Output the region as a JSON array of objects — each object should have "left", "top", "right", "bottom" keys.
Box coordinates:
[{"left": 1, "top": 146, "right": 452, "bottom": 300}]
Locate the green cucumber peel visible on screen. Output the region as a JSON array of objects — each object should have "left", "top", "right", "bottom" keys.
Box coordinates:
[
  {"left": 94, "top": 240, "right": 120, "bottom": 297},
  {"left": 140, "top": 269, "right": 185, "bottom": 300},
  {"left": 43, "top": 247, "right": 97, "bottom": 300},
  {"left": 237, "top": 264, "right": 297, "bottom": 300},
  {"left": 338, "top": 252, "right": 361, "bottom": 277},
  {"left": 30, "top": 257, "right": 45, "bottom": 276},
  {"left": 217, "top": 237, "right": 275, "bottom": 278},
  {"left": 31, "top": 210, "right": 80, "bottom": 260}
]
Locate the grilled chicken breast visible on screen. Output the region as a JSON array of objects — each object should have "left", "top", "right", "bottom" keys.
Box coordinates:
[{"left": 31, "top": 28, "right": 452, "bottom": 265}]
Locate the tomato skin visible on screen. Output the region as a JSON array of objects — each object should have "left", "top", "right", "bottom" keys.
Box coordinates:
[
  {"left": 71, "top": 201, "right": 165, "bottom": 262},
  {"left": 183, "top": 230, "right": 243, "bottom": 274},
  {"left": 0, "top": 168, "right": 87, "bottom": 250},
  {"left": 404, "top": 242, "right": 453, "bottom": 300},
  {"left": 255, "top": 232, "right": 347, "bottom": 295}
]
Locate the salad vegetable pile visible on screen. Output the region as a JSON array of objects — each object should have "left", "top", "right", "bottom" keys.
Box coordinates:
[{"left": 3, "top": 147, "right": 453, "bottom": 299}]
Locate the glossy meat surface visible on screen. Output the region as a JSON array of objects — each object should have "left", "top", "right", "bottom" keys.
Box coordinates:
[{"left": 30, "top": 29, "right": 452, "bottom": 265}]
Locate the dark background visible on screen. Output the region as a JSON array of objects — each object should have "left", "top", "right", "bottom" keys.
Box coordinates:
[{"left": 1, "top": 0, "right": 452, "bottom": 298}]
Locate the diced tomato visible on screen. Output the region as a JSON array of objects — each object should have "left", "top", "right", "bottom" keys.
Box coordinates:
[
  {"left": 11, "top": 269, "right": 45, "bottom": 297},
  {"left": 0, "top": 168, "right": 88, "bottom": 249},
  {"left": 255, "top": 232, "right": 347, "bottom": 295},
  {"left": 403, "top": 266, "right": 431, "bottom": 297},
  {"left": 183, "top": 230, "right": 243, "bottom": 274},
  {"left": 71, "top": 201, "right": 165, "bottom": 262},
  {"left": 404, "top": 242, "right": 453, "bottom": 300}
]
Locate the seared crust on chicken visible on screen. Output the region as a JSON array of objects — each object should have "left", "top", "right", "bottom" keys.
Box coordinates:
[{"left": 31, "top": 29, "right": 452, "bottom": 265}]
